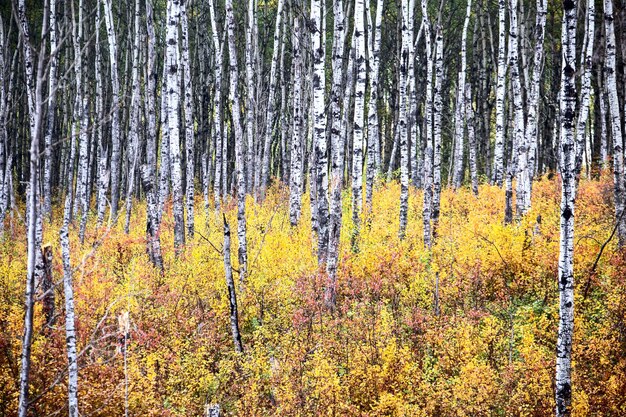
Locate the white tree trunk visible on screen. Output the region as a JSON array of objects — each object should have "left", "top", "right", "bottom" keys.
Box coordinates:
[
  {"left": 124, "top": 0, "right": 142, "bottom": 234},
  {"left": 526, "top": 0, "right": 547, "bottom": 179},
  {"left": 510, "top": 0, "right": 530, "bottom": 216},
  {"left": 555, "top": 1, "right": 577, "bottom": 415},
  {"left": 311, "top": 0, "right": 329, "bottom": 263},
  {"left": 452, "top": 0, "right": 472, "bottom": 189},
  {"left": 222, "top": 215, "right": 243, "bottom": 352},
  {"left": 103, "top": 0, "right": 121, "bottom": 222},
  {"left": 95, "top": 2, "right": 108, "bottom": 225},
  {"left": 432, "top": 26, "right": 444, "bottom": 237},
  {"left": 366, "top": 0, "right": 384, "bottom": 206},
  {"left": 209, "top": 0, "right": 224, "bottom": 213},
  {"left": 575, "top": 0, "right": 594, "bottom": 177},
  {"left": 42, "top": 0, "right": 58, "bottom": 220},
  {"left": 260, "top": 0, "right": 285, "bottom": 199},
  {"left": 421, "top": 0, "right": 434, "bottom": 248},
  {"left": 226, "top": 0, "right": 248, "bottom": 282},
  {"left": 289, "top": 8, "right": 304, "bottom": 227},
  {"left": 466, "top": 85, "right": 478, "bottom": 195},
  {"left": 326, "top": 0, "right": 346, "bottom": 306},
  {"left": 604, "top": 0, "right": 626, "bottom": 246},
  {"left": 492, "top": 0, "right": 507, "bottom": 186},
  {"left": 244, "top": 0, "right": 256, "bottom": 193},
  {"left": 166, "top": 0, "right": 186, "bottom": 250},
  {"left": 398, "top": 0, "right": 412, "bottom": 239},
  {"left": 181, "top": 0, "right": 195, "bottom": 238}
]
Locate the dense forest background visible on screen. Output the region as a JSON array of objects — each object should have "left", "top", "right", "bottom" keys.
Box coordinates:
[{"left": 1, "top": 0, "right": 626, "bottom": 415}]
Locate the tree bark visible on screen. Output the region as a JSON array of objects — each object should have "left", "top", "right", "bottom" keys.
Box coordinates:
[{"left": 492, "top": 0, "right": 507, "bottom": 186}]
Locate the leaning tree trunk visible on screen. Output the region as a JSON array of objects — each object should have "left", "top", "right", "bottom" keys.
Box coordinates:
[
  {"left": 452, "top": 0, "right": 472, "bottom": 189},
  {"left": 555, "top": 0, "right": 577, "bottom": 415},
  {"left": 492, "top": 0, "right": 507, "bottom": 186},
  {"left": 604, "top": 0, "right": 626, "bottom": 247},
  {"left": 166, "top": 0, "right": 186, "bottom": 250},
  {"left": 226, "top": 0, "right": 248, "bottom": 282}
]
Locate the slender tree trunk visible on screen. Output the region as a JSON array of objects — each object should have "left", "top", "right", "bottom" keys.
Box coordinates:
[
  {"left": 311, "top": 0, "right": 329, "bottom": 263},
  {"left": 452, "top": 0, "right": 472, "bottom": 189},
  {"left": 432, "top": 25, "right": 444, "bottom": 238},
  {"left": 493, "top": 0, "right": 507, "bottom": 186},
  {"left": 366, "top": 0, "right": 384, "bottom": 206},
  {"left": 466, "top": 85, "right": 479, "bottom": 195},
  {"left": 575, "top": 0, "right": 594, "bottom": 176},
  {"left": 398, "top": 0, "right": 412, "bottom": 239},
  {"left": 209, "top": 0, "right": 223, "bottom": 213},
  {"left": 510, "top": 0, "right": 530, "bottom": 216},
  {"left": 604, "top": 0, "right": 626, "bottom": 246},
  {"left": 526, "top": 0, "right": 547, "bottom": 179},
  {"left": 244, "top": 0, "right": 256, "bottom": 194},
  {"left": 555, "top": 0, "right": 577, "bottom": 415},
  {"left": 124, "top": 0, "right": 142, "bottom": 234},
  {"left": 42, "top": 0, "right": 58, "bottom": 220},
  {"left": 179, "top": 0, "right": 195, "bottom": 238},
  {"left": 103, "top": 0, "right": 121, "bottom": 223},
  {"left": 226, "top": 0, "right": 248, "bottom": 282},
  {"left": 95, "top": 3, "right": 108, "bottom": 225},
  {"left": 223, "top": 215, "right": 243, "bottom": 353},
  {"left": 17, "top": 0, "right": 47, "bottom": 413},
  {"left": 422, "top": 0, "right": 434, "bottom": 248},
  {"left": 260, "top": 0, "right": 285, "bottom": 199},
  {"left": 166, "top": 0, "right": 186, "bottom": 250},
  {"left": 325, "top": 0, "right": 346, "bottom": 307}
]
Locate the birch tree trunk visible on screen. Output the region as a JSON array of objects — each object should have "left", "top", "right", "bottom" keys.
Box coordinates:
[
  {"left": 555, "top": 0, "right": 577, "bottom": 415},
  {"left": 245, "top": 0, "right": 256, "bottom": 194},
  {"left": 466, "top": 85, "right": 479, "bottom": 195},
  {"left": 398, "top": 0, "right": 411, "bottom": 239},
  {"left": 432, "top": 25, "right": 444, "bottom": 238},
  {"left": 366, "top": 0, "right": 384, "bottom": 206},
  {"left": 95, "top": 2, "right": 108, "bottom": 225},
  {"left": 452, "top": 0, "right": 472, "bottom": 189},
  {"left": 223, "top": 215, "right": 243, "bottom": 353},
  {"left": 124, "top": 0, "right": 142, "bottom": 234},
  {"left": 43, "top": 0, "right": 58, "bottom": 220},
  {"left": 209, "top": 0, "right": 223, "bottom": 213},
  {"left": 575, "top": 0, "right": 594, "bottom": 177},
  {"left": 290, "top": 7, "right": 304, "bottom": 226},
  {"left": 260, "top": 0, "right": 285, "bottom": 199},
  {"left": 17, "top": 0, "right": 46, "bottom": 413},
  {"left": 226, "top": 0, "right": 248, "bottom": 282},
  {"left": 166, "top": 0, "right": 186, "bottom": 250},
  {"left": 604, "top": 0, "right": 626, "bottom": 247},
  {"left": 510, "top": 0, "right": 530, "bottom": 216},
  {"left": 325, "top": 0, "right": 346, "bottom": 307},
  {"left": 181, "top": 0, "right": 195, "bottom": 238},
  {"left": 421, "top": 0, "right": 434, "bottom": 248},
  {"left": 103, "top": 0, "right": 122, "bottom": 222},
  {"left": 526, "top": 0, "right": 547, "bottom": 179},
  {"left": 492, "top": 0, "right": 507, "bottom": 186},
  {"left": 311, "top": 0, "right": 330, "bottom": 263}
]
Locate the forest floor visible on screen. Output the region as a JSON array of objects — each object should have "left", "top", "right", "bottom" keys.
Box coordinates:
[{"left": 2, "top": 172, "right": 626, "bottom": 416}]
